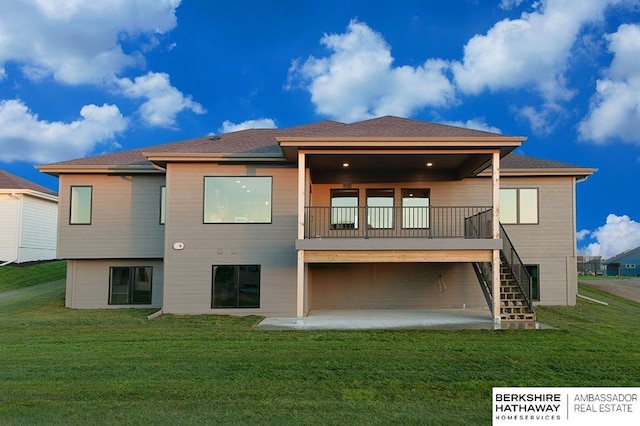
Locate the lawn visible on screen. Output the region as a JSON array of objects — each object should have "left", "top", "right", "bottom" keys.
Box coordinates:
[{"left": 1, "top": 262, "right": 639, "bottom": 425}]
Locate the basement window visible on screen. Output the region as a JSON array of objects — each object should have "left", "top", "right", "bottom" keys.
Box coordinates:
[
  {"left": 212, "top": 265, "right": 260, "bottom": 308},
  {"left": 109, "top": 266, "right": 152, "bottom": 305}
]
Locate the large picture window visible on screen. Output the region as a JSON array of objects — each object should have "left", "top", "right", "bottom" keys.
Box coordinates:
[
  {"left": 367, "top": 189, "right": 394, "bottom": 229},
  {"left": 402, "top": 189, "right": 430, "bottom": 229},
  {"left": 109, "top": 266, "right": 152, "bottom": 305},
  {"left": 212, "top": 265, "right": 260, "bottom": 308},
  {"left": 70, "top": 186, "right": 92, "bottom": 224},
  {"left": 204, "top": 177, "right": 272, "bottom": 223},
  {"left": 500, "top": 188, "right": 538, "bottom": 224},
  {"left": 331, "top": 189, "right": 359, "bottom": 230}
]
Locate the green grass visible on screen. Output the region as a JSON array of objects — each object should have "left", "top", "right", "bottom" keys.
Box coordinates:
[{"left": 1, "top": 266, "right": 640, "bottom": 425}]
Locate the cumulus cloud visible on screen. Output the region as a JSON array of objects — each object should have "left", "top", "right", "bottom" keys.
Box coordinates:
[
  {"left": 288, "top": 20, "right": 456, "bottom": 122},
  {"left": 452, "top": 0, "right": 618, "bottom": 101},
  {"left": 500, "top": 0, "right": 526, "bottom": 9},
  {"left": 0, "top": 99, "right": 127, "bottom": 163},
  {"left": 0, "top": 0, "right": 180, "bottom": 85},
  {"left": 579, "top": 24, "right": 640, "bottom": 144},
  {"left": 117, "top": 72, "right": 205, "bottom": 128},
  {"left": 219, "top": 118, "right": 277, "bottom": 133},
  {"left": 440, "top": 118, "right": 501, "bottom": 134},
  {"left": 580, "top": 214, "right": 640, "bottom": 259}
]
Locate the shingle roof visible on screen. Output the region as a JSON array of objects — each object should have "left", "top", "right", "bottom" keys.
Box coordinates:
[
  {"left": 605, "top": 246, "right": 640, "bottom": 263},
  {"left": 40, "top": 116, "right": 513, "bottom": 168},
  {"left": 0, "top": 170, "right": 57, "bottom": 195},
  {"left": 38, "top": 116, "right": 591, "bottom": 176}
]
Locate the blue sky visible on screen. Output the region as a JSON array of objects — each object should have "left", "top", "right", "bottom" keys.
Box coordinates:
[{"left": 1, "top": 0, "right": 639, "bottom": 258}]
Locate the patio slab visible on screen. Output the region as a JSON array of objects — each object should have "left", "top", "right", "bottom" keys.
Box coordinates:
[{"left": 255, "top": 309, "right": 553, "bottom": 330}]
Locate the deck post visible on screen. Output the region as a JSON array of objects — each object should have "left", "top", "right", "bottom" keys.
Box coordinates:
[
  {"left": 297, "top": 151, "right": 306, "bottom": 318},
  {"left": 492, "top": 151, "right": 501, "bottom": 324}
]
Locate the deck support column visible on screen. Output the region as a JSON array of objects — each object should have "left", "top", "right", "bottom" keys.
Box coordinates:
[
  {"left": 492, "top": 151, "right": 501, "bottom": 324},
  {"left": 297, "top": 151, "right": 306, "bottom": 319}
]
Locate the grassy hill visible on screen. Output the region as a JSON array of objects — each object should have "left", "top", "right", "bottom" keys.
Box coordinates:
[{"left": 1, "top": 262, "right": 639, "bottom": 425}]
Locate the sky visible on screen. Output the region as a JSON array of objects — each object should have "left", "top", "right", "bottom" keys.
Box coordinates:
[{"left": 1, "top": 0, "right": 639, "bottom": 259}]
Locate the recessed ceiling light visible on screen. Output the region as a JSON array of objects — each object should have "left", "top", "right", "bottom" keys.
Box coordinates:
[
  {"left": 426, "top": 162, "right": 433, "bottom": 167},
  {"left": 342, "top": 162, "right": 350, "bottom": 168}
]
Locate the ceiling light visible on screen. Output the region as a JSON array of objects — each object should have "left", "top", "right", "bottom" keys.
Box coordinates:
[
  {"left": 426, "top": 162, "right": 433, "bottom": 167},
  {"left": 342, "top": 162, "right": 350, "bottom": 168}
]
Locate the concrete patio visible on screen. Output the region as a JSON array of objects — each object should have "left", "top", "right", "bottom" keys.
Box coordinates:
[{"left": 255, "top": 308, "right": 551, "bottom": 330}]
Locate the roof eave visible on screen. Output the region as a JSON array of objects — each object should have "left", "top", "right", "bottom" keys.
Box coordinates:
[
  {"left": 0, "top": 189, "right": 58, "bottom": 202},
  {"left": 143, "top": 152, "right": 287, "bottom": 163},
  {"left": 36, "top": 164, "right": 161, "bottom": 177},
  {"left": 477, "top": 167, "right": 597, "bottom": 178}
]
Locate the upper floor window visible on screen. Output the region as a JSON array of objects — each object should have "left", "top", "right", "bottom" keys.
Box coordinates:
[
  {"left": 402, "top": 189, "right": 430, "bottom": 229},
  {"left": 331, "top": 189, "right": 358, "bottom": 230},
  {"left": 367, "top": 189, "right": 394, "bottom": 229},
  {"left": 204, "top": 177, "right": 272, "bottom": 223},
  {"left": 70, "top": 186, "right": 92, "bottom": 225},
  {"left": 160, "top": 186, "right": 166, "bottom": 225},
  {"left": 500, "top": 188, "right": 538, "bottom": 224}
]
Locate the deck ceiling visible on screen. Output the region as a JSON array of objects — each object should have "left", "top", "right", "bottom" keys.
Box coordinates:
[{"left": 308, "top": 153, "right": 493, "bottom": 182}]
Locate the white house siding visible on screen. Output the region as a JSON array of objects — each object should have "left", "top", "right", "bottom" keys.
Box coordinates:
[
  {"left": 162, "top": 163, "right": 298, "bottom": 316},
  {"left": 57, "top": 174, "right": 165, "bottom": 259},
  {"left": 66, "top": 259, "right": 163, "bottom": 309},
  {"left": 0, "top": 194, "right": 19, "bottom": 262},
  {"left": 18, "top": 195, "right": 58, "bottom": 262},
  {"left": 310, "top": 263, "right": 486, "bottom": 310},
  {"left": 498, "top": 176, "right": 577, "bottom": 306}
]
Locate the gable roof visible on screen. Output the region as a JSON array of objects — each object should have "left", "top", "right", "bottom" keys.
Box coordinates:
[
  {"left": 0, "top": 170, "right": 57, "bottom": 196},
  {"left": 605, "top": 246, "right": 640, "bottom": 263},
  {"left": 36, "top": 116, "right": 592, "bottom": 178}
]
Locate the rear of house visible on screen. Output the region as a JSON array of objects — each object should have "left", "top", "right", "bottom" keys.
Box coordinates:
[
  {"left": 38, "top": 116, "right": 594, "bottom": 322},
  {"left": 0, "top": 170, "right": 58, "bottom": 264}
]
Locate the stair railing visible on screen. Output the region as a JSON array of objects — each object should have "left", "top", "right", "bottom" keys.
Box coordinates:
[{"left": 499, "top": 224, "right": 534, "bottom": 309}]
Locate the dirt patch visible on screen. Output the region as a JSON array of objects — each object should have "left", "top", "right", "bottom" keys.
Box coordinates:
[{"left": 579, "top": 278, "right": 640, "bottom": 303}]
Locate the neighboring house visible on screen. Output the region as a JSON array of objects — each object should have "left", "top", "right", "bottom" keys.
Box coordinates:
[
  {"left": 0, "top": 170, "right": 58, "bottom": 264},
  {"left": 604, "top": 246, "right": 640, "bottom": 276},
  {"left": 38, "top": 116, "right": 595, "bottom": 322}
]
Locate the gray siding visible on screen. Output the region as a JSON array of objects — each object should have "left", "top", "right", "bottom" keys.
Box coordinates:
[
  {"left": 310, "top": 263, "right": 486, "bottom": 310},
  {"left": 499, "top": 176, "right": 577, "bottom": 306},
  {"left": 58, "top": 174, "right": 165, "bottom": 259},
  {"left": 162, "top": 163, "right": 298, "bottom": 316},
  {"left": 66, "top": 258, "right": 163, "bottom": 309}
]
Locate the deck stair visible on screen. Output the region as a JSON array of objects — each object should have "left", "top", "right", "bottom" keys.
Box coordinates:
[{"left": 499, "top": 255, "right": 535, "bottom": 322}]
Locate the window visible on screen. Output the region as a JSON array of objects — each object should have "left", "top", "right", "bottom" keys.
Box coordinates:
[
  {"left": 367, "top": 189, "right": 394, "bottom": 229},
  {"left": 525, "top": 265, "right": 540, "bottom": 302},
  {"left": 500, "top": 188, "right": 538, "bottom": 224},
  {"left": 109, "top": 266, "right": 152, "bottom": 305},
  {"left": 402, "top": 189, "right": 430, "bottom": 229},
  {"left": 204, "top": 177, "right": 272, "bottom": 223},
  {"left": 70, "top": 186, "right": 92, "bottom": 224},
  {"left": 331, "top": 189, "right": 358, "bottom": 230},
  {"left": 625, "top": 264, "right": 636, "bottom": 269},
  {"left": 160, "top": 186, "right": 166, "bottom": 225},
  {"left": 212, "top": 265, "right": 260, "bottom": 308}
]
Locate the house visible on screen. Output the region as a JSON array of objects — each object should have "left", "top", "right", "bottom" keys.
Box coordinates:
[
  {"left": 0, "top": 170, "right": 58, "bottom": 264},
  {"left": 37, "top": 116, "right": 595, "bottom": 322},
  {"left": 604, "top": 246, "right": 640, "bottom": 276}
]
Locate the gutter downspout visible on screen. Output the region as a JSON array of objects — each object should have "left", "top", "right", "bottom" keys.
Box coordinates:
[
  {"left": 146, "top": 309, "right": 164, "bottom": 320},
  {"left": 0, "top": 259, "right": 17, "bottom": 267}
]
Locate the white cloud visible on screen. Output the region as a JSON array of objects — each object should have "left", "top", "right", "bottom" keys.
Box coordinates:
[
  {"left": 500, "top": 0, "right": 526, "bottom": 9},
  {"left": 580, "top": 214, "right": 640, "bottom": 259},
  {"left": 579, "top": 24, "right": 640, "bottom": 144},
  {"left": 117, "top": 72, "right": 205, "bottom": 128},
  {"left": 0, "top": 99, "right": 127, "bottom": 163},
  {"left": 288, "top": 20, "right": 456, "bottom": 122},
  {"left": 576, "top": 229, "right": 591, "bottom": 241},
  {"left": 219, "top": 118, "right": 277, "bottom": 133},
  {"left": 440, "top": 118, "right": 501, "bottom": 134},
  {"left": 0, "top": 0, "right": 181, "bottom": 85},
  {"left": 452, "top": 0, "right": 620, "bottom": 101}
]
